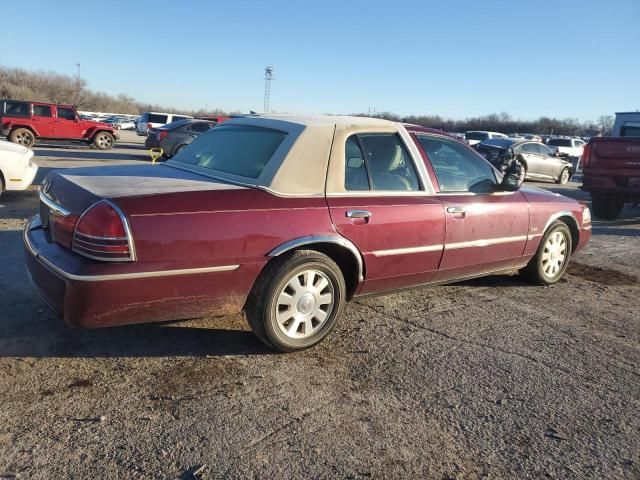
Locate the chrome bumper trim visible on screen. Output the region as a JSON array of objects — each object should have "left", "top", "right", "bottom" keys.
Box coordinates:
[{"left": 39, "top": 190, "right": 72, "bottom": 217}]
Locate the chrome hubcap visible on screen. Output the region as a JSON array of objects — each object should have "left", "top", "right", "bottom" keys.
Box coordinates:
[
  {"left": 542, "top": 231, "right": 567, "bottom": 277},
  {"left": 275, "top": 269, "right": 334, "bottom": 339},
  {"left": 561, "top": 170, "right": 569, "bottom": 182},
  {"left": 98, "top": 135, "right": 112, "bottom": 147}
]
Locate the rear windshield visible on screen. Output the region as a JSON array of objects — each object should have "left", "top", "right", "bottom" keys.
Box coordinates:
[
  {"left": 172, "top": 124, "right": 287, "bottom": 179},
  {"left": 547, "top": 138, "right": 572, "bottom": 147},
  {"left": 465, "top": 132, "right": 488, "bottom": 141},
  {"left": 147, "top": 113, "right": 168, "bottom": 124}
]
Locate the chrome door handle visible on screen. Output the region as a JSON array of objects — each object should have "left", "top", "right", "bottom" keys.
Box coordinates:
[
  {"left": 446, "top": 206, "right": 466, "bottom": 214},
  {"left": 346, "top": 210, "right": 372, "bottom": 219}
]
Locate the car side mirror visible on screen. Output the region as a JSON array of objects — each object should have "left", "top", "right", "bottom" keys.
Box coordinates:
[{"left": 501, "top": 173, "right": 521, "bottom": 191}]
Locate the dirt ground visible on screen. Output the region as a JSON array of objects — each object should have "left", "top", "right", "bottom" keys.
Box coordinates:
[{"left": 0, "top": 133, "right": 638, "bottom": 479}]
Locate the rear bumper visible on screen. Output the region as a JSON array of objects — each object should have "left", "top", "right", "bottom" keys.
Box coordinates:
[{"left": 24, "top": 216, "right": 259, "bottom": 328}]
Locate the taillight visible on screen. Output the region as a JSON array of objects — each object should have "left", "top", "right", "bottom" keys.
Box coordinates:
[
  {"left": 72, "top": 201, "right": 135, "bottom": 262},
  {"left": 581, "top": 143, "right": 591, "bottom": 168},
  {"left": 158, "top": 130, "right": 169, "bottom": 141}
]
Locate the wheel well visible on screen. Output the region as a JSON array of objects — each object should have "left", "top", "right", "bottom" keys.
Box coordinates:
[
  {"left": 10, "top": 126, "right": 36, "bottom": 136},
  {"left": 556, "top": 216, "right": 579, "bottom": 253},
  {"left": 92, "top": 130, "right": 113, "bottom": 139},
  {"left": 271, "top": 243, "right": 361, "bottom": 299},
  {"left": 0, "top": 169, "right": 5, "bottom": 191}
]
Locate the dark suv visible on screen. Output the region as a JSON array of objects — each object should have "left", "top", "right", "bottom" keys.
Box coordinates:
[{"left": 145, "top": 119, "right": 214, "bottom": 158}]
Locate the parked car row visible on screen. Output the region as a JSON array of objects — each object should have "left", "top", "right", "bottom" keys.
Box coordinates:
[{"left": 144, "top": 119, "right": 215, "bottom": 158}]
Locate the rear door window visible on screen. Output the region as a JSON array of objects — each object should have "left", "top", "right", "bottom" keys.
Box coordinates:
[
  {"left": 33, "top": 105, "right": 52, "bottom": 117},
  {"left": 172, "top": 115, "right": 189, "bottom": 122}
]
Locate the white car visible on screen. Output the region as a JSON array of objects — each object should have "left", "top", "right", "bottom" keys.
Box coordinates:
[
  {"left": 0, "top": 140, "right": 38, "bottom": 197},
  {"left": 135, "top": 112, "right": 193, "bottom": 136},
  {"left": 465, "top": 131, "right": 508, "bottom": 146},
  {"left": 546, "top": 138, "right": 586, "bottom": 158}
]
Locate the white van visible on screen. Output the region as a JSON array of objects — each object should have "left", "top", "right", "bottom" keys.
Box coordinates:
[{"left": 136, "top": 112, "right": 193, "bottom": 136}]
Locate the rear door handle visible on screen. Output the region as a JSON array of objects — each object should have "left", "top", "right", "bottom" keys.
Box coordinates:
[
  {"left": 346, "top": 210, "right": 372, "bottom": 219},
  {"left": 446, "top": 206, "right": 466, "bottom": 214}
]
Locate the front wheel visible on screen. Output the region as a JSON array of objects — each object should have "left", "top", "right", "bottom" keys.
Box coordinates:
[
  {"left": 556, "top": 168, "right": 570, "bottom": 185},
  {"left": 520, "top": 221, "right": 572, "bottom": 285},
  {"left": 245, "top": 250, "right": 346, "bottom": 352},
  {"left": 92, "top": 132, "right": 115, "bottom": 150}
]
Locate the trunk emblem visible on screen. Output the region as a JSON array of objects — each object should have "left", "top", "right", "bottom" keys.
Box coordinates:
[{"left": 627, "top": 146, "right": 640, "bottom": 153}]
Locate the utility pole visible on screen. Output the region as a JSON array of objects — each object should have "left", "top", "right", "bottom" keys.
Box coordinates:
[
  {"left": 75, "top": 63, "right": 81, "bottom": 107},
  {"left": 264, "top": 66, "right": 273, "bottom": 113}
]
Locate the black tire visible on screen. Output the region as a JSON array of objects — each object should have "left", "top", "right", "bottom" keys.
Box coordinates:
[
  {"left": 92, "top": 131, "right": 115, "bottom": 150},
  {"left": 0, "top": 175, "right": 4, "bottom": 198},
  {"left": 556, "top": 167, "right": 570, "bottom": 185},
  {"left": 245, "top": 250, "right": 346, "bottom": 352},
  {"left": 520, "top": 221, "right": 572, "bottom": 285},
  {"left": 10, "top": 128, "right": 35, "bottom": 148},
  {"left": 591, "top": 194, "right": 623, "bottom": 220}
]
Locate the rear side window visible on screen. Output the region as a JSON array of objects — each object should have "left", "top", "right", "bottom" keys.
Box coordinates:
[
  {"left": 417, "top": 135, "right": 497, "bottom": 193},
  {"left": 148, "top": 113, "right": 168, "bottom": 124},
  {"left": 344, "top": 134, "right": 420, "bottom": 191},
  {"left": 172, "top": 124, "right": 287, "bottom": 179},
  {"left": 621, "top": 126, "right": 640, "bottom": 137},
  {"left": 547, "top": 138, "right": 571, "bottom": 147},
  {"left": 3, "top": 100, "right": 29, "bottom": 117},
  {"left": 57, "top": 107, "right": 76, "bottom": 120},
  {"left": 190, "top": 122, "right": 211, "bottom": 133},
  {"left": 172, "top": 115, "right": 189, "bottom": 122},
  {"left": 33, "top": 105, "right": 52, "bottom": 117}
]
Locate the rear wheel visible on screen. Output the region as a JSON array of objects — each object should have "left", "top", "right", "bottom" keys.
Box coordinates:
[
  {"left": 0, "top": 175, "right": 5, "bottom": 198},
  {"left": 10, "top": 128, "right": 35, "bottom": 147},
  {"left": 245, "top": 250, "right": 346, "bottom": 352},
  {"left": 591, "top": 193, "right": 623, "bottom": 220},
  {"left": 93, "top": 132, "right": 115, "bottom": 150},
  {"left": 520, "top": 221, "right": 572, "bottom": 285},
  {"left": 556, "top": 167, "right": 570, "bottom": 184}
]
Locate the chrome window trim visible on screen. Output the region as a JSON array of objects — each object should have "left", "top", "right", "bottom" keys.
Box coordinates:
[
  {"left": 39, "top": 190, "right": 71, "bottom": 217},
  {"left": 372, "top": 244, "right": 444, "bottom": 257},
  {"left": 268, "top": 235, "right": 364, "bottom": 281}
]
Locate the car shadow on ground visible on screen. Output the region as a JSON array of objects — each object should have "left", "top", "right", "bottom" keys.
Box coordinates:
[
  {"left": 0, "top": 319, "right": 272, "bottom": 358},
  {"left": 0, "top": 226, "right": 273, "bottom": 359}
]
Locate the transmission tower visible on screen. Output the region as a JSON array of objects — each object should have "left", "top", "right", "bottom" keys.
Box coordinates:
[{"left": 264, "top": 66, "right": 274, "bottom": 113}]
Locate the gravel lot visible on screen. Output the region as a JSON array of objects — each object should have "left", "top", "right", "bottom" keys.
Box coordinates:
[{"left": 0, "top": 132, "right": 638, "bottom": 479}]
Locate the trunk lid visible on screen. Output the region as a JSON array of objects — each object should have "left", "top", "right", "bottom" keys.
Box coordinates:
[{"left": 39, "top": 163, "right": 247, "bottom": 250}]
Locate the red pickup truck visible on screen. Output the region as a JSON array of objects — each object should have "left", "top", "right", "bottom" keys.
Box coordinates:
[
  {"left": 0, "top": 99, "right": 117, "bottom": 150},
  {"left": 582, "top": 112, "right": 640, "bottom": 219}
]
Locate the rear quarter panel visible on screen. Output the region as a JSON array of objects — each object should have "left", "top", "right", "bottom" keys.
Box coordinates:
[{"left": 114, "top": 188, "right": 336, "bottom": 305}]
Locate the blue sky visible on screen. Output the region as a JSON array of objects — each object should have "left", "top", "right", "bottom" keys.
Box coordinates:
[{"left": 0, "top": 0, "right": 638, "bottom": 121}]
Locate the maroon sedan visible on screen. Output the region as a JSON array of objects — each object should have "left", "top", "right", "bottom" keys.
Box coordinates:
[{"left": 25, "top": 115, "right": 591, "bottom": 351}]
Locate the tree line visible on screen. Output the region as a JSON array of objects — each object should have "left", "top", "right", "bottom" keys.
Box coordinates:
[
  {"left": 364, "top": 111, "right": 614, "bottom": 137},
  {"left": 1, "top": 64, "right": 613, "bottom": 135}
]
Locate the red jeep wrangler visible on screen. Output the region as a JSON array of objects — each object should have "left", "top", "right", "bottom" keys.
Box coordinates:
[{"left": 0, "top": 99, "right": 118, "bottom": 150}]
